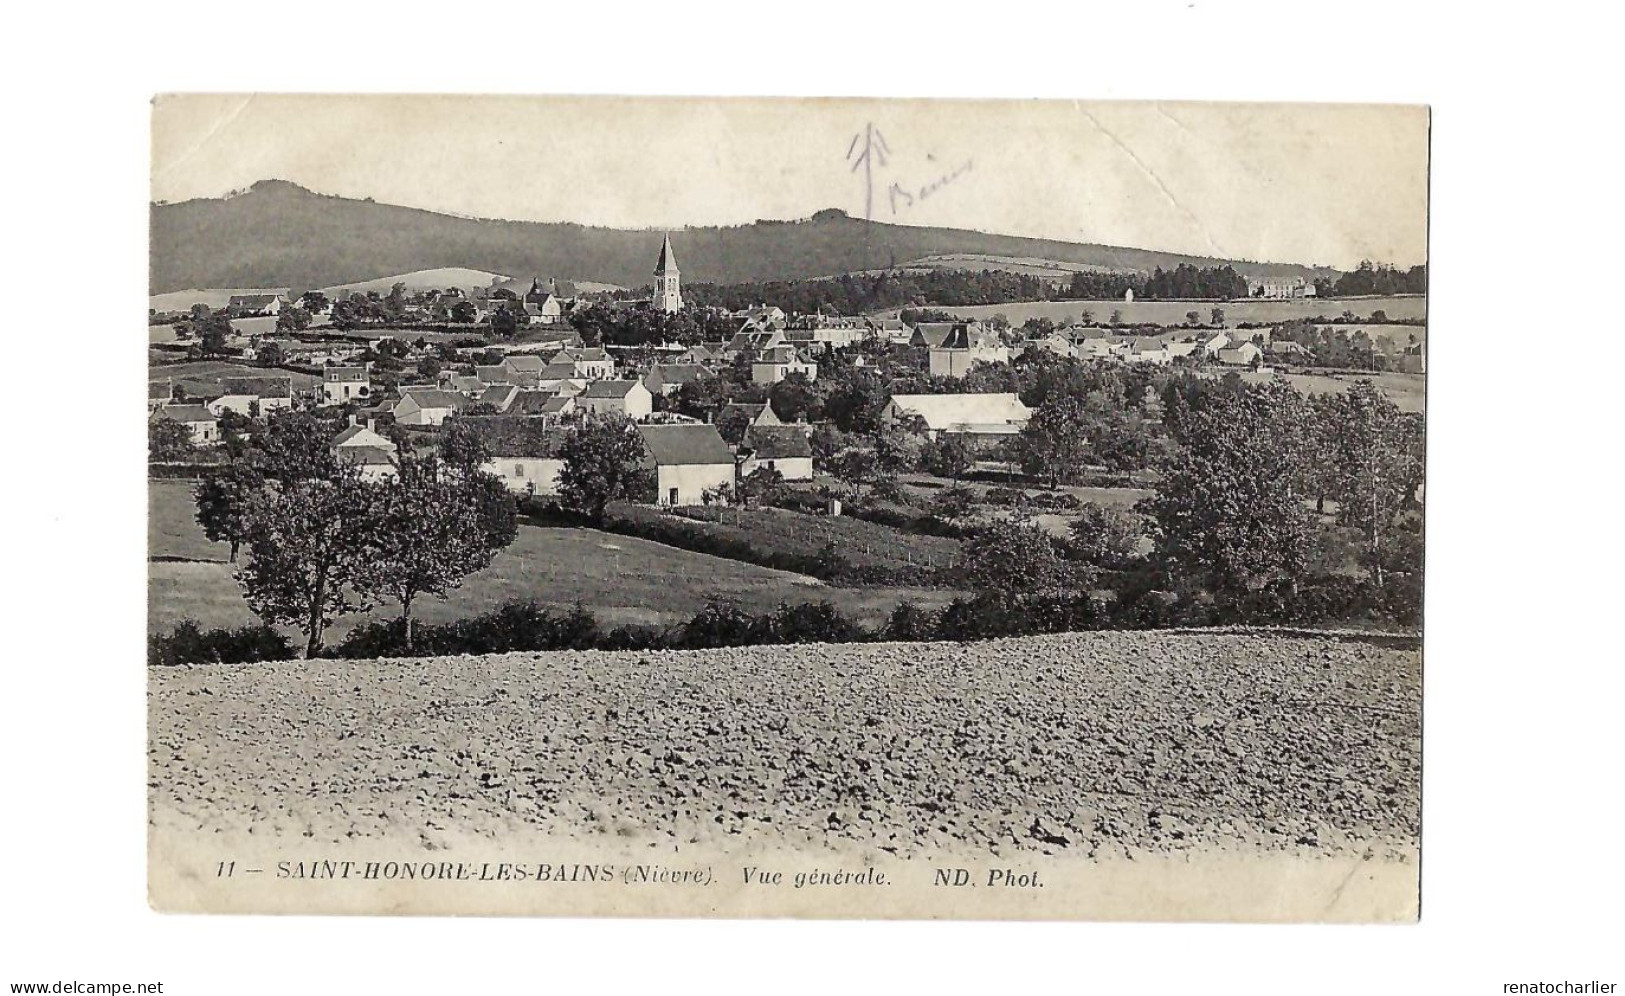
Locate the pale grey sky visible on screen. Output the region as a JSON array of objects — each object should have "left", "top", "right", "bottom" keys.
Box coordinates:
[{"left": 152, "top": 95, "right": 1428, "bottom": 269}]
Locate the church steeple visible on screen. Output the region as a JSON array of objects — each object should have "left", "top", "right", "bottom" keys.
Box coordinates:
[{"left": 653, "top": 233, "right": 682, "bottom": 313}]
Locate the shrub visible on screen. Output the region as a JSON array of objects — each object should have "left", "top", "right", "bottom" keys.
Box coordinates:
[
  {"left": 680, "top": 601, "right": 765, "bottom": 648},
  {"left": 148, "top": 621, "right": 296, "bottom": 666},
  {"left": 884, "top": 602, "right": 936, "bottom": 642},
  {"left": 760, "top": 601, "right": 868, "bottom": 644}
]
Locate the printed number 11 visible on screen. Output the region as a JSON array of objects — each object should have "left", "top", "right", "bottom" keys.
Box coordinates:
[{"left": 216, "top": 861, "right": 235, "bottom": 878}]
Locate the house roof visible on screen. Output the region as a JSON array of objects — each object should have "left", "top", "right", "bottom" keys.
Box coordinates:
[
  {"left": 460, "top": 416, "right": 568, "bottom": 458},
  {"left": 325, "top": 366, "right": 368, "bottom": 382},
  {"left": 755, "top": 346, "right": 804, "bottom": 364},
  {"left": 583, "top": 379, "right": 643, "bottom": 399},
  {"left": 332, "top": 424, "right": 397, "bottom": 450},
  {"left": 476, "top": 385, "right": 520, "bottom": 409},
  {"left": 220, "top": 375, "right": 293, "bottom": 398},
  {"left": 229, "top": 293, "right": 283, "bottom": 307},
  {"left": 398, "top": 388, "right": 466, "bottom": 410},
  {"left": 560, "top": 347, "right": 610, "bottom": 363},
  {"left": 636, "top": 423, "right": 733, "bottom": 466},
  {"left": 506, "top": 390, "right": 562, "bottom": 415},
  {"left": 647, "top": 364, "right": 707, "bottom": 385},
  {"left": 742, "top": 425, "right": 812, "bottom": 460},
  {"left": 887, "top": 393, "right": 1032, "bottom": 431},
  {"left": 723, "top": 401, "right": 780, "bottom": 425},
  {"left": 503, "top": 354, "right": 545, "bottom": 373},
  {"left": 162, "top": 404, "right": 216, "bottom": 423}
]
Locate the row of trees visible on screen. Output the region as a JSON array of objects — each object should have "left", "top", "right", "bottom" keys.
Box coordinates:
[{"left": 192, "top": 413, "right": 517, "bottom": 655}]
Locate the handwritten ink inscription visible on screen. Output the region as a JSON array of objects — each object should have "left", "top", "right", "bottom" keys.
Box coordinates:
[{"left": 847, "top": 123, "right": 972, "bottom": 220}]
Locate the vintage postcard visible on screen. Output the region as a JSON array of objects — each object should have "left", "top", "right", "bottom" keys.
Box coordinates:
[{"left": 147, "top": 95, "right": 1426, "bottom": 921}]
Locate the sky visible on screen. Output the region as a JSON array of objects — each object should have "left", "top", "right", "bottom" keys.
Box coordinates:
[{"left": 152, "top": 95, "right": 1429, "bottom": 269}]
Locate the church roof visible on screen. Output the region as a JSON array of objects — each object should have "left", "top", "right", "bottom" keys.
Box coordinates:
[{"left": 654, "top": 233, "right": 679, "bottom": 274}]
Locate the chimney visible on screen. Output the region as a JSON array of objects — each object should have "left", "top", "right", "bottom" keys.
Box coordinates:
[
  {"left": 348, "top": 414, "right": 358, "bottom": 427},
  {"left": 367, "top": 418, "right": 376, "bottom": 433}
]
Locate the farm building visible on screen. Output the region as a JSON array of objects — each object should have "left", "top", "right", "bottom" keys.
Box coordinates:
[
  {"left": 208, "top": 376, "right": 294, "bottom": 418},
  {"left": 739, "top": 425, "right": 814, "bottom": 482},
  {"left": 637, "top": 423, "right": 737, "bottom": 507},
  {"left": 578, "top": 380, "right": 653, "bottom": 420},
  {"left": 330, "top": 417, "right": 399, "bottom": 482},
  {"left": 882, "top": 393, "right": 1032, "bottom": 440},
  {"left": 227, "top": 293, "right": 286, "bottom": 316},
  {"left": 928, "top": 323, "right": 1010, "bottom": 378},
  {"left": 158, "top": 404, "right": 219, "bottom": 445},
  {"left": 393, "top": 388, "right": 466, "bottom": 426},
  {"left": 464, "top": 417, "right": 569, "bottom": 495},
  {"left": 1217, "top": 342, "right": 1264, "bottom": 367},
  {"left": 643, "top": 363, "right": 710, "bottom": 397}
]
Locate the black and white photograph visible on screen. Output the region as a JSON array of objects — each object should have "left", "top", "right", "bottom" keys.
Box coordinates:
[{"left": 140, "top": 95, "right": 1429, "bottom": 921}]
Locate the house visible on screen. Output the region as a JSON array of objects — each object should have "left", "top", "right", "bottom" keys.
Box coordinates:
[
  {"left": 227, "top": 293, "right": 286, "bottom": 317},
  {"left": 557, "top": 347, "right": 615, "bottom": 380},
  {"left": 910, "top": 322, "right": 974, "bottom": 349},
  {"left": 637, "top": 424, "right": 737, "bottom": 507},
  {"left": 1266, "top": 340, "right": 1311, "bottom": 361},
  {"left": 463, "top": 417, "right": 569, "bottom": 495},
  {"left": 158, "top": 404, "right": 219, "bottom": 445},
  {"left": 577, "top": 379, "right": 653, "bottom": 420},
  {"left": 392, "top": 388, "right": 466, "bottom": 426},
  {"left": 674, "top": 344, "right": 722, "bottom": 367},
  {"left": 732, "top": 304, "right": 786, "bottom": 329},
  {"left": 643, "top": 363, "right": 710, "bottom": 397},
  {"left": 1248, "top": 276, "right": 1315, "bottom": 299},
  {"left": 330, "top": 417, "right": 399, "bottom": 482},
  {"left": 739, "top": 425, "right": 814, "bottom": 482},
  {"left": 928, "top": 323, "right": 1010, "bottom": 378},
  {"left": 867, "top": 317, "right": 911, "bottom": 344},
  {"left": 507, "top": 390, "right": 574, "bottom": 419},
  {"left": 473, "top": 384, "right": 520, "bottom": 413},
  {"left": 322, "top": 365, "right": 370, "bottom": 405},
  {"left": 209, "top": 376, "right": 295, "bottom": 418},
  {"left": 1217, "top": 342, "right": 1264, "bottom": 367},
  {"left": 726, "top": 327, "right": 786, "bottom": 356},
  {"left": 439, "top": 372, "right": 486, "bottom": 395},
  {"left": 522, "top": 279, "right": 565, "bottom": 324},
  {"left": 751, "top": 346, "right": 818, "bottom": 385},
  {"left": 882, "top": 393, "right": 1032, "bottom": 441},
  {"left": 720, "top": 401, "right": 781, "bottom": 429},
  {"left": 1124, "top": 339, "right": 1173, "bottom": 365},
  {"left": 1024, "top": 333, "right": 1078, "bottom": 360}
]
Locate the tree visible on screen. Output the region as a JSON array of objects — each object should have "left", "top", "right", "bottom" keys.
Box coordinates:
[
  {"left": 929, "top": 483, "right": 976, "bottom": 524},
  {"left": 359, "top": 460, "right": 509, "bottom": 652},
  {"left": 736, "top": 465, "right": 785, "bottom": 505},
  {"left": 827, "top": 447, "right": 882, "bottom": 500},
  {"left": 148, "top": 418, "right": 195, "bottom": 463},
  {"left": 557, "top": 417, "right": 651, "bottom": 520},
  {"left": 768, "top": 373, "right": 818, "bottom": 423},
  {"left": 196, "top": 311, "right": 233, "bottom": 355},
  {"left": 300, "top": 291, "right": 329, "bottom": 314},
  {"left": 252, "top": 411, "right": 339, "bottom": 482},
  {"left": 1210, "top": 307, "right": 1226, "bottom": 326},
  {"left": 490, "top": 305, "right": 522, "bottom": 338},
  {"left": 1141, "top": 380, "right": 1315, "bottom": 594},
  {"left": 962, "top": 518, "right": 1064, "bottom": 594},
  {"left": 920, "top": 432, "right": 974, "bottom": 480},
  {"left": 1068, "top": 503, "right": 1145, "bottom": 569},
  {"left": 275, "top": 307, "right": 312, "bottom": 333},
  {"left": 238, "top": 470, "right": 378, "bottom": 657},
  {"left": 1015, "top": 396, "right": 1091, "bottom": 487},
  {"left": 416, "top": 355, "right": 442, "bottom": 381},
  {"left": 451, "top": 300, "right": 478, "bottom": 324},
  {"left": 438, "top": 417, "right": 490, "bottom": 474},
  {"left": 194, "top": 461, "right": 265, "bottom": 562},
  {"left": 1109, "top": 309, "right": 1123, "bottom": 325},
  {"left": 255, "top": 340, "right": 285, "bottom": 368},
  {"left": 1186, "top": 310, "right": 1201, "bottom": 326},
  {"left": 1319, "top": 381, "right": 1424, "bottom": 586}
]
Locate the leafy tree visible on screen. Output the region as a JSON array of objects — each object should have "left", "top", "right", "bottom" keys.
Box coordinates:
[
  {"left": 1210, "top": 307, "right": 1225, "bottom": 326},
  {"left": 359, "top": 459, "right": 511, "bottom": 652},
  {"left": 1015, "top": 396, "right": 1091, "bottom": 487},
  {"left": 920, "top": 432, "right": 974, "bottom": 480},
  {"left": 238, "top": 469, "right": 378, "bottom": 657},
  {"left": 252, "top": 410, "right": 340, "bottom": 482},
  {"left": 1186, "top": 310, "right": 1201, "bottom": 326},
  {"left": 197, "top": 311, "right": 234, "bottom": 355},
  {"left": 438, "top": 417, "right": 491, "bottom": 474},
  {"left": 300, "top": 291, "right": 330, "bottom": 314},
  {"left": 490, "top": 305, "right": 522, "bottom": 338},
  {"left": 1319, "top": 381, "right": 1425, "bottom": 586},
  {"left": 557, "top": 417, "right": 651, "bottom": 520},
  {"left": 929, "top": 483, "right": 977, "bottom": 523},
  {"left": 962, "top": 518, "right": 1064, "bottom": 594},
  {"left": 194, "top": 461, "right": 265, "bottom": 562},
  {"left": 768, "top": 373, "right": 818, "bottom": 423},
  {"left": 1109, "top": 309, "right": 1123, "bottom": 325},
  {"left": 276, "top": 307, "right": 312, "bottom": 333},
  {"left": 1067, "top": 503, "right": 1144, "bottom": 569},
  {"left": 827, "top": 447, "right": 883, "bottom": 500},
  {"left": 736, "top": 465, "right": 786, "bottom": 505},
  {"left": 1141, "top": 380, "right": 1315, "bottom": 594},
  {"left": 256, "top": 340, "right": 285, "bottom": 367},
  {"left": 451, "top": 300, "right": 478, "bottom": 324},
  {"left": 416, "top": 355, "right": 442, "bottom": 381},
  {"left": 148, "top": 418, "right": 196, "bottom": 462}
]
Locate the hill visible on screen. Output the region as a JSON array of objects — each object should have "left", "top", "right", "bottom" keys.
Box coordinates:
[
  {"left": 150, "top": 180, "right": 1333, "bottom": 294},
  {"left": 318, "top": 267, "right": 511, "bottom": 296}
]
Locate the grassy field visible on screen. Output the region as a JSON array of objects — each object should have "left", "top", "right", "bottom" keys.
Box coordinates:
[
  {"left": 148, "top": 481, "right": 958, "bottom": 640},
  {"left": 149, "top": 360, "right": 322, "bottom": 396},
  {"left": 1216, "top": 369, "right": 1426, "bottom": 413},
  {"left": 888, "top": 295, "right": 1426, "bottom": 327},
  {"left": 621, "top": 502, "right": 963, "bottom": 571}
]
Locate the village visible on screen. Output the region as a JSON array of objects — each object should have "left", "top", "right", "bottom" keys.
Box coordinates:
[{"left": 147, "top": 230, "right": 1426, "bottom": 663}]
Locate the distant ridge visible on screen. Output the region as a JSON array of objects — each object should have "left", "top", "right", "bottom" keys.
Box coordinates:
[{"left": 150, "top": 179, "right": 1333, "bottom": 295}]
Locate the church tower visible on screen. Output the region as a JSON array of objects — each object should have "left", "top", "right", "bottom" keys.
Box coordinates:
[{"left": 653, "top": 233, "right": 683, "bottom": 313}]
